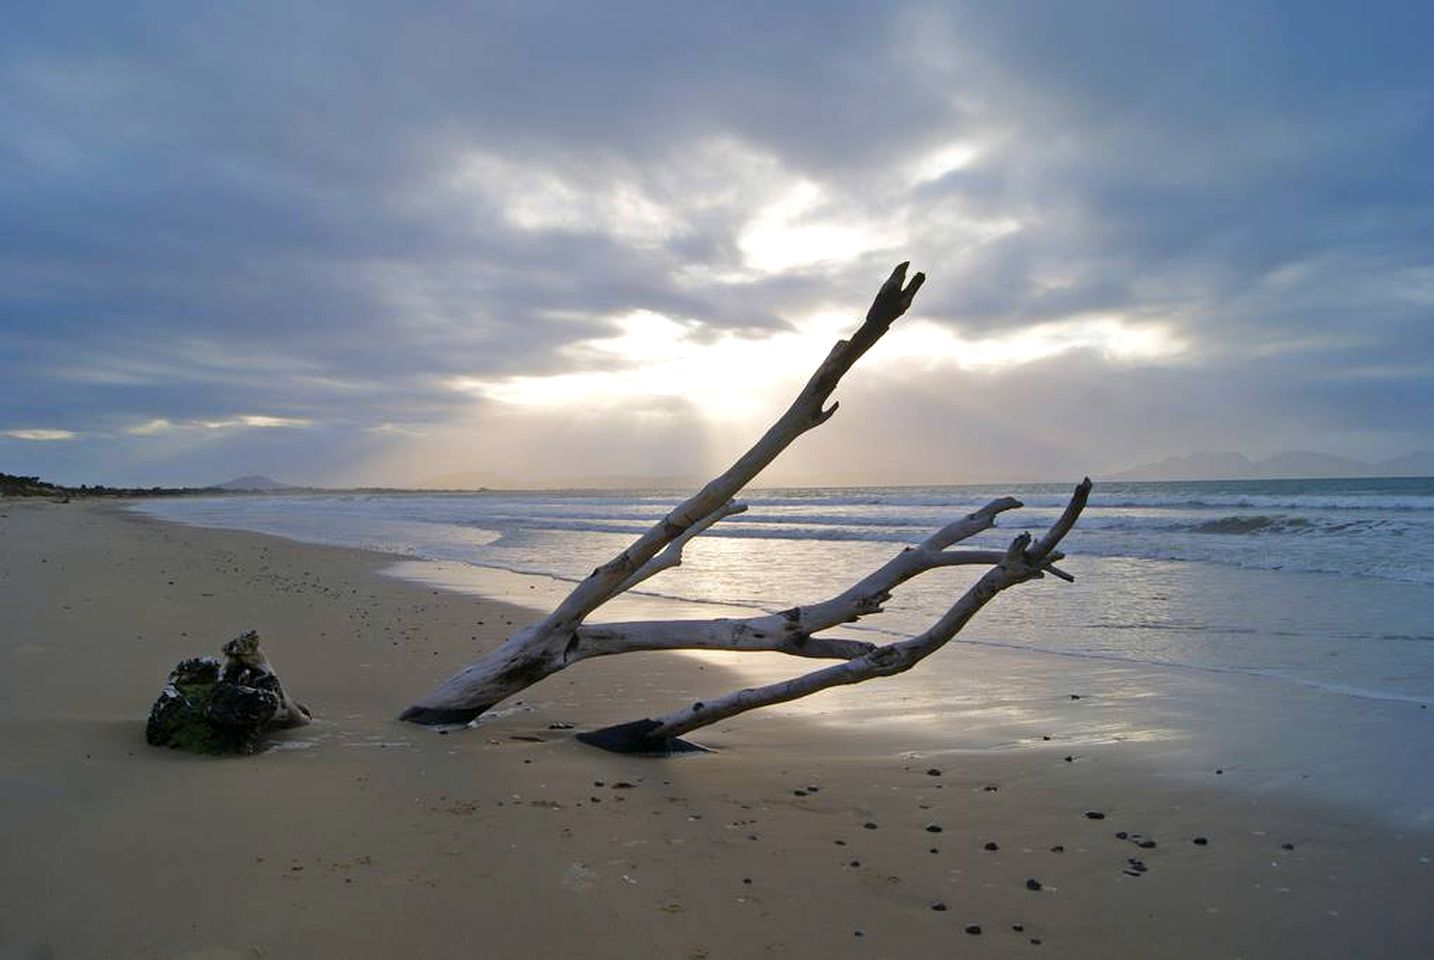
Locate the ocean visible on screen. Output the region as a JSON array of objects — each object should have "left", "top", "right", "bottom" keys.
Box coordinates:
[
  {"left": 131, "top": 477, "right": 1434, "bottom": 703},
  {"left": 130, "top": 477, "right": 1434, "bottom": 826}
]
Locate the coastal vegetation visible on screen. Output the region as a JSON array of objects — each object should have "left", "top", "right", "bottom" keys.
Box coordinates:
[{"left": 0, "top": 472, "right": 204, "bottom": 498}]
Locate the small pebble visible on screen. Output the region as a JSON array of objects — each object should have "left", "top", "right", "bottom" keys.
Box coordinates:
[
  {"left": 1025, "top": 878, "right": 1042, "bottom": 891},
  {"left": 1115, "top": 831, "right": 1128, "bottom": 840},
  {"left": 984, "top": 841, "right": 1000, "bottom": 851},
  {"left": 926, "top": 768, "right": 942, "bottom": 777},
  {"left": 863, "top": 822, "right": 879, "bottom": 830},
  {"left": 929, "top": 848, "right": 939, "bottom": 854},
  {"left": 1031, "top": 938, "right": 1043, "bottom": 945},
  {"left": 1049, "top": 845, "right": 1064, "bottom": 853},
  {"left": 964, "top": 924, "right": 982, "bottom": 935},
  {"left": 1137, "top": 840, "right": 1157, "bottom": 849},
  {"left": 849, "top": 860, "right": 861, "bottom": 867},
  {"left": 931, "top": 902, "right": 948, "bottom": 912},
  {"left": 1281, "top": 842, "right": 1295, "bottom": 851},
  {"left": 1064, "top": 755, "right": 1074, "bottom": 762},
  {"left": 1193, "top": 836, "right": 1209, "bottom": 846},
  {"left": 1084, "top": 811, "right": 1106, "bottom": 820},
  {"left": 926, "top": 824, "right": 943, "bottom": 834},
  {"left": 1012, "top": 924, "right": 1025, "bottom": 932}
]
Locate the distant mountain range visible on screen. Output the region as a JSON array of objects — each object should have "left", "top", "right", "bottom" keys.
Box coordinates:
[
  {"left": 213, "top": 475, "right": 294, "bottom": 491},
  {"left": 1110, "top": 450, "right": 1434, "bottom": 481}
]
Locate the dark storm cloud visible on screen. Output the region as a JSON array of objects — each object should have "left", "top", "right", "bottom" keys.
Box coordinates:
[{"left": 2, "top": 1, "right": 1431, "bottom": 484}]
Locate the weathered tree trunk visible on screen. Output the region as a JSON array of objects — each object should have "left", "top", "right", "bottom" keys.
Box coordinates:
[{"left": 400, "top": 264, "right": 1091, "bottom": 752}]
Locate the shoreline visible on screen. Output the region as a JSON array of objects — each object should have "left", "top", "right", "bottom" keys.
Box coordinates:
[{"left": 2, "top": 499, "right": 1430, "bottom": 958}]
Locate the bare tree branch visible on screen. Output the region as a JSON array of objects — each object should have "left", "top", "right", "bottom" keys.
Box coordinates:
[
  {"left": 566, "top": 495, "right": 1027, "bottom": 663},
  {"left": 613, "top": 500, "right": 747, "bottom": 595},
  {"left": 398, "top": 265, "right": 1090, "bottom": 752},
  {"left": 577, "top": 479, "right": 1092, "bottom": 753},
  {"left": 400, "top": 264, "right": 927, "bottom": 725}
]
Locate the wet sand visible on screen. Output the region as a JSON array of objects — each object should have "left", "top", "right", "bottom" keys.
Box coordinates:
[{"left": 1, "top": 499, "right": 1430, "bottom": 958}]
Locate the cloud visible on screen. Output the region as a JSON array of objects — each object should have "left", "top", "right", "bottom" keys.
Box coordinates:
[
  {"left": 2, "top": 2, "right": 1431, "bottom": 485},
  {"left": 126, "top": 415, "right": 311, "bottom": 435},
  {"left": 3, "top": 428, "right": 76, "bottom": 441}
]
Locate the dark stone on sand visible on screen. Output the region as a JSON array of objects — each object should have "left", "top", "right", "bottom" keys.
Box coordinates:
[
  {"left": 207, "top": 681, "right": 279, "bottom": 729},
  {"left": 1031, "top": 938, "right": 1043, "bottom": 945},
  {"left": 400, "top": 704, "right": 485, "bottom": 725},
  {"left": 575, "top": 718, "right": 708, "bottom": 755},
  {"left": 983, "top": 784, "right": 1000, "bottom": 792},
  {"left": 1050, "top": 845, "right": 1064, "bottom": 853},
  {"left": 863, "top": 822, "right": 879, "bottom": 830},
  {"left": 1281, "top": 842, "right": 1295, "bottom": 850},
  {"left": 849, "top": 860, "right": 861, "bottom": 867},
  {"left": 1137, "top": 839, "right": 1157, "bottom": 849},
  {"left": 984, "top": 841, "right": 999, "bottom": 851},
  {"left": 931, "top": 902, "right": 948, "bottom": 912},
  {"left": 1215, "top": 768, "right": 1224, "bottom": 774},
  {"left": 794, "top": 790, "right": 807, "bottom": 796},
  {"left": 1025, "top": 878, "right": 1042, "bottom": 891},
  {"left": 547, "top": 721, "right": 575, "bottom": 730},
  {"left": 145, "top": 642, "right": 303, "bottom": 755},
  {"left": 1070, "top": 694, "right": 1081, "bottom": 700},
  {"left": 964, "top": 924, "right": 981, "bottom": 935},
  {"left": 1115, "top": 831, "right": 1128, "bottom": 839},
  {"left": 1012, "top": 924, "right": 1025, "bottom": 932},
  {"left": 926, "top": 824, "right": 943, "bottom": 833},
  {"left": 1084, "top": 811, "right": 1106, "bottom": 820},
  {"left": 926, "top": 768, "right": 942, "bottom": 776},
  {"left": 1064, "top": 755, "right": 1074, "bottom": 762},
  {"left": 1193, "top": 836, "right": 1209, "bottom": 845}
]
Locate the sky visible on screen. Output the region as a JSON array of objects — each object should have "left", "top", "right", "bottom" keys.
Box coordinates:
[{"left": 3, "top": 1, "right": 1432, "bottom": 488}]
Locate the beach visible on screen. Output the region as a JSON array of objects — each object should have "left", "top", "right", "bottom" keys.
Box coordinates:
[{"left": 2, "top": 499, "right": 1431, "bottom": 959}]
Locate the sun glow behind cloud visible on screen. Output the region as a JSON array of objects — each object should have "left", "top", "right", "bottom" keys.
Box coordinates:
[
  {"left": 445, "top": 309, "right": 1186, "bottom": 423},
  {"left": 737, "top": 181, "right": 904, "bottom": 273}
]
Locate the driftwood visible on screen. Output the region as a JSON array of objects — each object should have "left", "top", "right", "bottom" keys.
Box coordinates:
[{"left": 401, "top": 264, "right": 1091, "bottom": 752}]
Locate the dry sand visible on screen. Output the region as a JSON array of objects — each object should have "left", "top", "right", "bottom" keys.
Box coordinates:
[{"left": 1, "top": 499, "right": 1430, "bottom": 959}]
